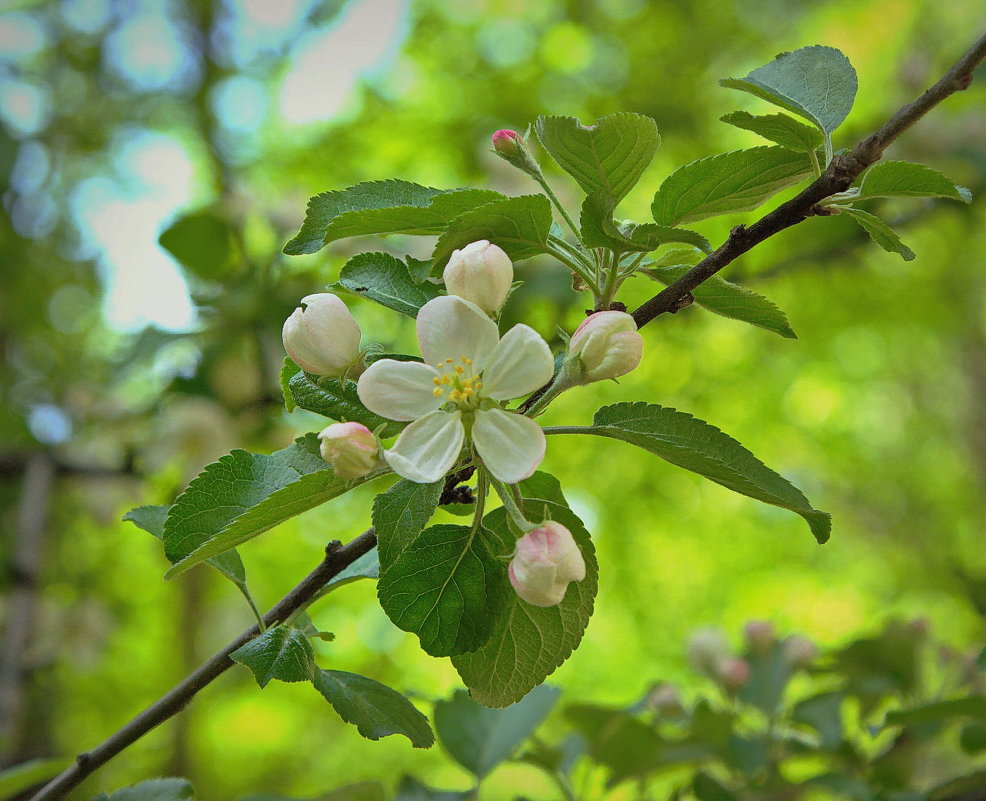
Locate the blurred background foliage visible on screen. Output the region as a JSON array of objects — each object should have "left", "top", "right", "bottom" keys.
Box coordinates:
[{"left": 1, "top": 0, "right": 985, "bottom": 798}]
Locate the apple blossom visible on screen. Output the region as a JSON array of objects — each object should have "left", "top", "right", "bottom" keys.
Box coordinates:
[
  {"left": 317, "top": 422, "right": 381, "bottom": 479},
  {"left": 566, "top": 310, "right": 643, "bottom": 383},
  {"left": 508, "top": 521, "right": 586, "bottom": 607},
  {"left": 492, "top": 129, "right": 524, "bottom": 158},
  {"left": 442, "top": 240, "right": 513, "bottom": 315},
  {"left": 282, "top": 293, "right": 362, "bottom": 377},
  {"left": 356, "top": 295, "right": 554, "bottom": 484}
]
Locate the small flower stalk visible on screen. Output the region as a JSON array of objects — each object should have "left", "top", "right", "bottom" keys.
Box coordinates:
[
  {"left": 443, "top": 240, "right": 514, "bottom": 316},
  {"left": 566, "top": 311, "right": 643, "bottom": 384},
  {"left": 491, "top": 129, "right": 543, "bottom": 178},
  {"left": 317, "top": 422, "right": 382, "bottom": 479},
  {"left": 508, "top": 521, "right": 586, "bottom": 607},
  {"left": 282, "top": 293, "right": 363, "bottom": 377}
]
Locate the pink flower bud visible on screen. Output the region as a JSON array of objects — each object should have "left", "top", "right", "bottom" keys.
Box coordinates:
[
  {"left": 442, "top": 240, "right": 513, "bottom": 315},
  {"left": 508, "top": 521, "right": 586, "bottom": 607},
  {"left": 717, "top": 657, "right": 751, "bottom": 692},
  {"left": 783, "top": 635, "right": 818, "bottom": 668},
  {"left": 317, "top": 422, "right": 381, "bottom": 479},
  {"left": 687, "top": 627, "right": 730, "bottom": 677},
  {"left": 646, "top": 683, "right": 685, "bottom": 716},
  {"left": 568, "top": 311, "right": 643, "bottom": 383},
  {"left": 282, "top": 293, "right": 362, "bottom": 377},
  {"left": 492, "top": 129, "right": 524, "bottom": 158},
  {"left": 744, "top": 620, "right": 775, "bottom": 653}
]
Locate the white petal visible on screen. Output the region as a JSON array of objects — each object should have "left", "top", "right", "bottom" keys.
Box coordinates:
[
  {"left": 416, "top": 295, "right": 499, "bottom": 369},
  {"left": 480, "top": 324, "right": 555, "bottom": 400},
  {"left": 472, "top": 409, "right": 546, "bottom": 483},
  {"left": 357, "top": 360, "right": 443, "bottom": 422},
  {"left": 384, "top": 410, "right": 465, "bottom": 483}
]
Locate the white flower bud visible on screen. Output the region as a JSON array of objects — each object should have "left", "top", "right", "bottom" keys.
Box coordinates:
[
  {"left": 744, "top": 620, "right": 775, "bottom": 653},
  {"left": 567, "top": 311, "right": 643, "bottom": 383},
  {"left": 687, "top": 627, "right": 730, "bottom": 677},
  {"left": 317, "top": 422, "right": 381, "bottom": 479},
  {"left": 646, "top": 682, "right": 685, "bottom": 716},
  {"left": 508, "top": 521, "right": 586, "bottom": 607},
  {"left": 783, "top": 635, "right": 819, "bottom": 668},
  {"left": 282, "top": 293, "right": 361, "bottom": 376},
  {"left": 717, "top": 657, "right": 751, "bottom": 693},
  {"left": 442, "top": 240, "right": 513, "bottom": 315}
]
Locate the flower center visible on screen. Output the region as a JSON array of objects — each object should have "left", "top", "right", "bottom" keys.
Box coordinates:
[{"left": 432, "top": 356, "right": 483, "bottom": 409}]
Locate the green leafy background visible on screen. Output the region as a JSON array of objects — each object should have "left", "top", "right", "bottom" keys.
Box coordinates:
[{"left": 2, "top": 0, "right": 985, "bottom": 799}]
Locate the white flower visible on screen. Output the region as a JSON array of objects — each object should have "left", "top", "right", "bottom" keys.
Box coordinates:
[
  {"left": 282, "top": 293, "right": 362, "bottom": 377},
  {"left": 567, "top": 310, "right": 643, "bottom": 383},
  {"left": 442, "top": 240, "right": 513, "bottom": 315},
  {"left": 356, "top": 295, "right": 554, "bottom": 483},
  {"left": 508, "top": 521, "right": 586, "bottom": 607},
  {"left": 317, "top": 422, "right": 381, "bottom": 479}
]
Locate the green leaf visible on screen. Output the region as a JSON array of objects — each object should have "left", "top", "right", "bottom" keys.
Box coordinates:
[
  {"left": 288, "top": 373, "right": 405, "bottom": 438},
  {"left": 884, "top": 697, "right": 986, "bottom": 727},
  {"left": 99, "top": 778, "right": 195, "bottom": 801},
  {"left": 321, "top": 188, "right": 505, "bottom": 245},
  {"left": 432, "top": 195, "right": 552, "bottom": 267},
  {"left": 564, "top": 705, "right": 666, "bottom": 784},
  {"left": 452, "top": 502, "right": 598, "bottom": 707},
  {"left": 534, "top": 113, "right": 660, "bottom": 202},
  {"left": 720, "top": 111, "right": 823, "bottom": 153},
  {"left": 433, "top": 686, "right": 560, "bottom": 778},
  {"left": 642, "top": 264, "right": 796, "bottom": 338},
  {"left": 552, "top": 403, "right": 830, "bottom": 543},
  {"left": 0, "top": 757, "right": 71, "bottom": 799},
  {"left": 159, "top": 211, "right": 235, "bottom": 280},
  {"left": 581, "top": 192, "right": 710, "bottom": 254},
  {"left": 720, "top": 46, "right": 857, "bottom": 135},
  {"left": 284, "top": 180, "right": 444, "bottom": 255},
  {"left": 856, "top": 161, "right": 972, "bottom": 203},
  {"left": 312, "top": 669, "right": 434, "bottom": 748},
  {"left": 372, "top": 478, "right": 444, "bottom": 571},
  {"left": 163, "top": 435, "right": 385, "bottom": 578},
  {"left": 230, "top": 625, "right": 316, "bottom": 688},
  {"left": 395, "top": 776, "right": 471, "bottom": 801},
  {"left": 931, "top": 772, "right": 986, "bottom": 801},
  {"left": 792, "top": 692, "right": 844, "bottom": 750},
  {"left": 377, "top": 524, "right": 498, "bottom": 657},
  {"left": 335, "top": 252, "right": 442, "bottom": 317},
  {"left": 124, "top": 505, "right": 248, "bottom": 588},
  {"left": 693, "top": 771, "right": 738, "bottom": 801},
  {"left": 840, "top": 207, "right": 916, "bottom": 261},
  {"left": 518, "top": 471, "right": 569, "bottom": 507},
  {"left": 280, "top": 358, "right": 299, "bottom": 412},
  {"left": 651, "top": 147, "right": 813, "bottom": 226},
  {"left": 960, "top": 722, "right": 986, "bottom": 754}
]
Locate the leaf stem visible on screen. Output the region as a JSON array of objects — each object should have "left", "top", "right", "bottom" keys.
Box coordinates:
[
  {"left": 547, "top": 236, "right": 599, "bottom": 293},
  {"left": 533, "top": 173, "right": 581, "bottom": 241},
  {"left": 488, "top": 476, "right": 536, "bottom": 533},
  {"left": 470, "top": 468, "right": 489, "bottom": 536}
]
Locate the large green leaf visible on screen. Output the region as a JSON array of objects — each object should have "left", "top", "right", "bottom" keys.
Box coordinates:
[
  {"left": 94, "top": 778, "right": 195, "bottom": 801},
  {"left": 452, "top": 500, "right": 598, "bottom": 707},
  {"left": 642, "top": 264, "right": 796, "bottom": 339},
  {"left": 840, "top": 207, "right": 915, "bottom": 261},
  {"left": 651, "top": 147, "right": 813, "bottom": 226},
  {"left": 433, "top": 686, "right": 560, "bottom": 778},
  {"left": 884, "top": 697, "right": 986, "bottom": 727},
  {"left": 336, "top": 252, "right": 442, "bottom": 317},
  {"left": 395, "top": 777, "right": 471, "bottom": 801},
  {"left": 581, "top": 192, "right": 710, "bottom": 254},
  {"left": 230, "top": 625, "right": 317, "bottom": 688},
  {"left": 855, "top": 161, "right": 972, "bottom": 203},
  {"left": 159, "top": 211, "right": 235, "bottom": 280},
  {"left": 720, "top": 46, "right": 857, "bottom": 135},
  {"left": 431, "top": 195, "right": 552, "bottom": 267},
  {"left": 312, "top": 669, "right": 434, "bottom": 748},
  {"left": 284, "top": 180, "right": 444, "bottom": 255},
  {"left": 163, "top": 435, "right": 385, "bottom": 578},
  {"left": 372, "top": 478, "right": 444, "bottom": 571},
  {"left": 287, "top": 372, "right": 405, "bottom": 438},
  {"left": 720, "top": 111, "right": 823, "bottom": 153},
  {"left": 320, "top": 188, "right": 505, "bottom": 245},
  {"left": 548, "top": 403, "right": 830, "bottom": 543},
  {"left": 377, "top": 524, "right": 498, "bottom": 657},
  {"left": 534, "top": 113, "right": 660, "bottom": 202}
]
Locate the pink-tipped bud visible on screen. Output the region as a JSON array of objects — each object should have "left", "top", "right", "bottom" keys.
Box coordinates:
[
  {"left": 567, "top": 311, "right": 643, "bottom": 383},
  {"left": 744, "top": 621, "right": 775, "bottom": 653},
  {"left": 687, "top": 627, "right": 730, "bottom": 677},
  {"left": 646, "top": 683, "right": 685, "bottom": 716},
  {"left": 492, "top": 129, "right": 524, "bottom": 158},
  {"left": 442, "top": 240, "right": 514, "bottom": 315},
  {"left": 783, "top": 635, "right": 819, "bottom": 668},
  {"left": 717, "top": 657, "right": 751, "bottom": 693},
  {"left": 282, "top": 293, "right": 362, "bottom": 377},
  {"left": 317, "top": 422, "right": 381, "bottom": 479},
  {"left": 508, "top": 521, "right": 586, "bottom": 608}
]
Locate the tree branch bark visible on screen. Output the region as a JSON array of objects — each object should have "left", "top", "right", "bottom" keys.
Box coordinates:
[
  {"left": 27, "top": 529, "right": 377, "bottom": 801},
  {"left": 630, "top": 32, "right": 986, "bottom": 330}
]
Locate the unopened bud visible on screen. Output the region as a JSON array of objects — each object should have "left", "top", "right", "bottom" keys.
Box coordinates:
[
  {"left": 717, "top": 657, "right": 751, "bottom": 692},
  {"left": 646, "top": 682, "right": 684, "bottom": 716},
  {"left": 317, "top": 422, "right": 381, "bottom": 479},
  {"left": 508, "top": 521, "right": 586, "bottom": 608},
  {"left": 687, "top": 627, "right": 730, "bottom": 677},
  {"left": 491, "top": 129, "right": 542, "bottom": 176},
  {"left": 283, "top": 293, "right": 362, "bottom": 377},
  {"left": 784, "top": 635, "right": 818, "bottom": 668},
  {"left": 744, "top": 620, "right": 775, "bottom": 653},
  {"left": 566, "top": 311, "right": 643, "bottom": 384},
  {"left": 442, "top": 240, "right": 513, "bottom": 315}
]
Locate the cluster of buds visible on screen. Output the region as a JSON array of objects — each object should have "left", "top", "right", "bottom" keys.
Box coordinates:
[
  {"left": 508, "top": 521, "right": 586, "bottom": 607},
  {"left": 442, "top": 240, "right": 513, "bottom": 316}
]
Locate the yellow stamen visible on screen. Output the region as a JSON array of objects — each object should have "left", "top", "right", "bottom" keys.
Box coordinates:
[
  {"left": 462, "top": 357, "right": 472, "bottom": 364},
  {"left": 433, "top": 387, "right": 443, "bottom": 397},
  {"left": 441, "top": 375, "right": 451, "bottom": 384},
  {"left": 433, "top": 376, "right": 442, "bottom": 385},
  {"left": 445, "top": 358, "right": 454, "bottom": 363},
  {"left": 454, "top": 365, "right": 464, "bottom": 374}
]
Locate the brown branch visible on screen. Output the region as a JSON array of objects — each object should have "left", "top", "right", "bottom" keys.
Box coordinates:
[
  {"left": 631, "top": 33, "right": 986, "bottom": 330},
  {"left": 27, "top": 529, "right": 377, "bottom": 801}
]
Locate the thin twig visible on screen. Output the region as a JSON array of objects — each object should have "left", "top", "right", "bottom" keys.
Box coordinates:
[
  {"left": 630, "top": 33, "right": 986, "bottom": 330},
  {"left": 28, "top": 530, "right": 377, "bottom": 801}
]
